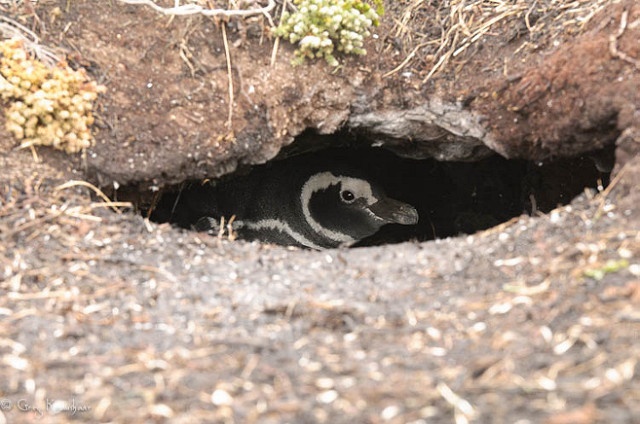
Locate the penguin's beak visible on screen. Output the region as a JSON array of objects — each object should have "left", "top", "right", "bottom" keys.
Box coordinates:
[{"left": 368, "top": 198, "right": 419, "bottom": 225}]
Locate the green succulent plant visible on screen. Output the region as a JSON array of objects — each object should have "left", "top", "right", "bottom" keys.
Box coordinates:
[{"left": 273, "top": 0, "right": 383, "bottom": 66}]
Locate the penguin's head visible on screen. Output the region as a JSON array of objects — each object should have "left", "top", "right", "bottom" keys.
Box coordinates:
[{"left": 301, "top": 171, "right": 419, "bottom": 247}]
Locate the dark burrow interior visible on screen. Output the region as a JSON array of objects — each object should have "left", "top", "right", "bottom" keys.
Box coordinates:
[{"left": 129, "top": 133, "right": 615, "bottom": 248}]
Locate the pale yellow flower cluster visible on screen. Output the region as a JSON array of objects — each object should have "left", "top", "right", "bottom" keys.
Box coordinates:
[
  {"left": 0, "top": 38, "right": 105, "bottom": 153},
  {"left": 273, "top": 0, "right": 381, "bottom": 66}
]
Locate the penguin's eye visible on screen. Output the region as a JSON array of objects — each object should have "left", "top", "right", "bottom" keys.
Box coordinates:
[{"left": 341, "top": 190, "right": 355, "bottom": 203}]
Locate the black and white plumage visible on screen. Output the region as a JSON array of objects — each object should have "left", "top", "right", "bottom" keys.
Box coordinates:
[{"left": 168, "top": 156, "right": 419, "bottom": 249}]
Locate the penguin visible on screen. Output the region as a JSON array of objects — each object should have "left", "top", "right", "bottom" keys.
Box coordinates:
[{"left": 162, "top": 153, "right": 419, "bottom": 249}]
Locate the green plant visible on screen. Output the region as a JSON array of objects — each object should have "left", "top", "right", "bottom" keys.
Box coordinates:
[
  {"left": 273, "top": 0, "right": 383, "bottom": 66},
  {"left": 0, "top": 38, "right": 105, "bottom": 154},
  {"left": 583, "top": 259, "right": 630, "bottom": 281}
]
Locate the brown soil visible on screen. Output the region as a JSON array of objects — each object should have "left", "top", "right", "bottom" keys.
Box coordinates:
[{"left": 1, "top": 0, "right": 639, "bottom": 422}]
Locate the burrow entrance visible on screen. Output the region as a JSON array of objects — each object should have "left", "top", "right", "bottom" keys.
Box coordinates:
[{"left": 129, "top": 131, "right": 614, "bottom": 248}]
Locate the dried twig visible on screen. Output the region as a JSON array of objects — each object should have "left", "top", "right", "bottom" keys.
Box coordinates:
[
  {"left": 221, "top": 23, "right": 234, "bottom": 130},
  {"left": 382, "top": 41, "right": 435, "bottom": 79},
  {"left": 226, "top": 215, "right": 237, "bottom": 241},
  {"left": 270, "top": 0, "right": 288, "bottom": 67},
  {"left": 217, "top": 216, "right": 226, "bottom": 239},
  {"left": 437, "top": 381, "right": 476, "bottom": 422},
  {"left": 609, "top": 9, "right": 640, "bottom": 69},
  {"left": 117, "top": 0, "right": 276, "bottom": 18},
  {"left": 55, "top": 180, "right": 131, "bottom": 212},
  {"left": 595, "top": 165, "right": 629, "bottom": 219}
]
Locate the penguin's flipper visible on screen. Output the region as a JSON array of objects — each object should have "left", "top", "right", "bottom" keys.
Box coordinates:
[
  {"left": 193, "top": 216, "right": 221, "bottom": 233},
  {"left": 193, "top": 216, "right": 247, "bottom": 238}
]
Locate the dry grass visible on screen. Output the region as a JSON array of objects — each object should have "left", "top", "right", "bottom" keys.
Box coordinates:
[
  {"left": 0, "top": 177, "right": 130, "bottom": 243},
  {"left": 385, "top": 0, "right": 619, "bottom": 82},
  {"left": 0, "top": 15, "right": 59, "bottom": 65}
]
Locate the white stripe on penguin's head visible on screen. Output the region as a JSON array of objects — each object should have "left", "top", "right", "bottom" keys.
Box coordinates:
[{"left": 301, "top": 172, "right": 378, "bottom": 244}]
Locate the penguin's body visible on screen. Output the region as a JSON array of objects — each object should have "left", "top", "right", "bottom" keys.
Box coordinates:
[{"left": 165, "top": 155, "right": 419, "bottom": 249}]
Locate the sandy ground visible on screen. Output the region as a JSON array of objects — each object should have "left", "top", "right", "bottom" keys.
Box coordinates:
[{"left": 1, "top": 149, "right": 639, "bottom": 423}]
